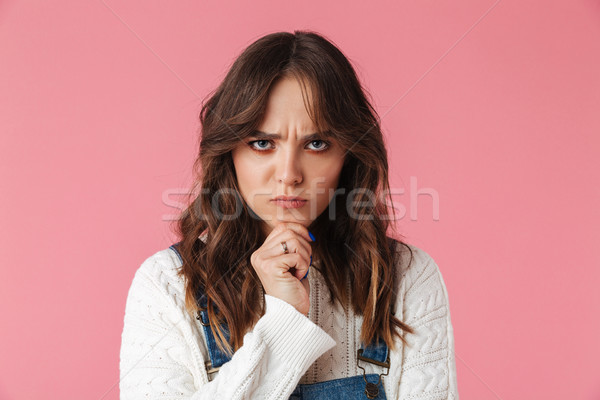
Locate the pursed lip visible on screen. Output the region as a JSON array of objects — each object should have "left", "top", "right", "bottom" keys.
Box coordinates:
[{"left": 272, "top": 196, "right": 307, "bottom": 201}]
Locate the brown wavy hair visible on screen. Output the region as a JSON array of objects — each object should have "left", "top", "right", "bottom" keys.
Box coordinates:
[{"left": 173, "top": 30, "right": 414, "bottom": 357}]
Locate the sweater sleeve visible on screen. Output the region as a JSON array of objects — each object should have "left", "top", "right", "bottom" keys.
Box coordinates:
[
  {"left": 119, "top": 254, "right": 336, "bottom": 400},
  {"left": 396, "top": 250, "right": 459, "bottom": 399}
]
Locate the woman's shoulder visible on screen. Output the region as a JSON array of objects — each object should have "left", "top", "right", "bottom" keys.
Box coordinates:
[
  {"left": 390, "top": 239, "right": 446, "bottom": 296},
  {"left": 391, "top": 239, "right": 438, "bottom": 271},
  {"left": 388, "top": 241, "right": 458, "bottom": 399},
  {"left": 137, "top": 245, "right": 183, "bottom": 276},
  {"left": 127, "top": 245, "right": 187, "bottom": 305}
]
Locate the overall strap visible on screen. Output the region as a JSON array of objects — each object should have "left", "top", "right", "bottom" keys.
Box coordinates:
[
  {"left": 356, "top": 336, "right": 390, "bottom": 399},
  {"left": 358, "top": 337, "right": 389, "bottom": 367},
  {"left": 169, "top": 243, "right": 232, "bottom": 374}
]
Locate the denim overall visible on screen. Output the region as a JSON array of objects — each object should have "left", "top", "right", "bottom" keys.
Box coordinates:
[{"left": 169, "top": 243, "right": 389, "bottom": 399}]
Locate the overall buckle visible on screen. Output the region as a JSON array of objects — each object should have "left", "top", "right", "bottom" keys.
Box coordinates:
[{"left": 357, "top": 349, "right": 390, "bottom": 399}]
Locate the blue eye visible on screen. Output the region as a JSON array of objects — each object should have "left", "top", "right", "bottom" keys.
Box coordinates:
[
  {"left": 249, "top": 140, "right": 272, "bottom": 150},
  {"left": 307, "top": 140, "right": 329, "bottom": 151},
  {"left": 246, "top": 139, "right": 331, "bottom": 153}
]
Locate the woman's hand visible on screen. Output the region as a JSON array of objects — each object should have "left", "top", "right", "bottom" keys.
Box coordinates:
[{"left": 250, "top": 222, "right": 313, "bottom": 316}]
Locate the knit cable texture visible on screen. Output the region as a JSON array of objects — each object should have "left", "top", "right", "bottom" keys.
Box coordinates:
[{"left": 119, "top": 242, "right": 458, "bottom": 399}]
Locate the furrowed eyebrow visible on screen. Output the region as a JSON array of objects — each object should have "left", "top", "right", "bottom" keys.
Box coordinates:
[{"left": 251, "top": 131, "right": 325, "bottom": 141}]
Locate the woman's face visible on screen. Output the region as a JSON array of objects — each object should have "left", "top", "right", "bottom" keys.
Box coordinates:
[{"left": 231, "top": 76, "right": 346, "bottom": 237}]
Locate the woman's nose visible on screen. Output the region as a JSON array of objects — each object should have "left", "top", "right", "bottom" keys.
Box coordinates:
[{"left": 275, "top": 149, "right": 303, "bottom": 185}]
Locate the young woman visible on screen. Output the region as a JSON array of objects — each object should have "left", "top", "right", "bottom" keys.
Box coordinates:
[{"left": 120, "top": 30, "right": 458, "bottom": 399}]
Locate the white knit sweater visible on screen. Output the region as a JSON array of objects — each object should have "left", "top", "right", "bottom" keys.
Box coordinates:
[{"left": 119, "top": 241, "right": 458, "bottom": 399}]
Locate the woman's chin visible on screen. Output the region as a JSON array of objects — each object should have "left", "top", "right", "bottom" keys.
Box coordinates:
[{"left": 262, "top": 217, "right": 311, "bottom": 231}]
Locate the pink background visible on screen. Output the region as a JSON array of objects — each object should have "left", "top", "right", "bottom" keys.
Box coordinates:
[{"left": 1, "top": 0, "right": 599, "bottom": 399}]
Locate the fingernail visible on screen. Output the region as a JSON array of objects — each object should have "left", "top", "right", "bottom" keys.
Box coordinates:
[
  {"left": 302, "top": 267, "right": 310, "bottom": 280},
  {"left": 308, "top": 231, "right": 315, "bottom": 242},
  {"left": 309, "top": 255, "right": 312, "bottom": 266}
]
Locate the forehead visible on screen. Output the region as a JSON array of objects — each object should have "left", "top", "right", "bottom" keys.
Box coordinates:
[{"left": 259, "top": 76, "right": 316, "bottom": 128}]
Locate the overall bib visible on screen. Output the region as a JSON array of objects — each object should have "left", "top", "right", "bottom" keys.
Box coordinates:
[{"left": 170, "top": 243, "right": 389, "bottom": 399}]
